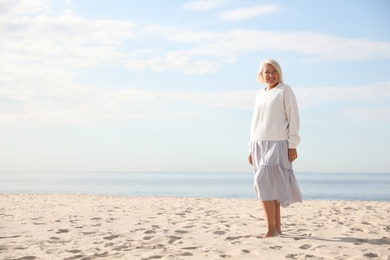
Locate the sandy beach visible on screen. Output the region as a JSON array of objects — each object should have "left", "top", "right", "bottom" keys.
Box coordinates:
[{"left": 0, "top": 194, "right": 389, "bottom": 260}]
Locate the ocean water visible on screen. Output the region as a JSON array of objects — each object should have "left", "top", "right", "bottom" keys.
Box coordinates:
[{"left": 0, "top": 172, "right": 389, "bottom": 202}]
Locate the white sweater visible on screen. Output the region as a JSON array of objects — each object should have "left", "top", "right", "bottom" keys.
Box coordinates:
[{"left": 250, "top": 83, "right": 300, "bottom": 149}]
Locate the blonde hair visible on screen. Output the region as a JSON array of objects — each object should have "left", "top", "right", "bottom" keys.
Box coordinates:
[{"left": 257, "top": 59, "right": 284, "bottom": 84}]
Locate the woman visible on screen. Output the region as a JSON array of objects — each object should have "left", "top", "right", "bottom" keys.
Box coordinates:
[{"left": 248, "top": 59, "right": 302, "bottom": 238}]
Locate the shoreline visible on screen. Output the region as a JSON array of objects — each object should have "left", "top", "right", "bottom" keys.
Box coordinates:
[
  {"left": 1, "top": 192, "right": 390, "bottom": 202},
  {"left": 1, "top": 172, "right": 390, "bottom": 202},
  {"left": 1, "top": 194, "right": 389, "bottom": 259}
]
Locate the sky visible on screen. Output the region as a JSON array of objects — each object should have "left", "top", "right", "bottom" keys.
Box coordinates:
[{"left": 0, "top": 0, "right": 389, "bottom": 174}]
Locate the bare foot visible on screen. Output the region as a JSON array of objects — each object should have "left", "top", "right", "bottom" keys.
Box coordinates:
[{"left": 263, "top": 229, "right": 279, "bottom": 238}]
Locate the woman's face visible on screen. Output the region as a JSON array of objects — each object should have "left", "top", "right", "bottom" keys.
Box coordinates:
[{"left": 262, "top": 63, "right": 279, "bottom": 87}]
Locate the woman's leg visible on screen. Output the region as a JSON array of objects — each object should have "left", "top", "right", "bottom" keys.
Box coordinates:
[
  {"left": 261, "top": 200, "right": 279, "bottom": 238},
  {"left": 275, "top": 201, "right": 282, "bottom": 235}
]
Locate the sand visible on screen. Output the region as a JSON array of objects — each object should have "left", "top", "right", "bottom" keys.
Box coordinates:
[{"left": 0, "top": 194, "right": 389, "bottom": 260}]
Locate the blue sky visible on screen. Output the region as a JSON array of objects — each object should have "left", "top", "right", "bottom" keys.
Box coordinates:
[{"left": 1, "top": 0, "right": 389, "bottom": 173}]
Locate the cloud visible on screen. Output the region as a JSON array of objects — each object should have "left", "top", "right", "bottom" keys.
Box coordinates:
[
  {"left": 140, "top": 26, "right": 390, "bottom": 65},
  {"left": 0, "top": 0, "right": 50, "bottom": 18},
  {"left": 182, "top": 0, "right": 226, "bottom": 11},
  {"left": 295, "top": 81, "right": 390, "bottom": 108},
  {"left": 2, "top": 81, "right": 390, "bottom": 125},
  {"left": 1, "top": 0, "right": 389, "bottom": 126},
  {"left": 294, "top": 81, "right": 390, "bottom": 121},
  {"left": 177, "top": 30, "right": 390, "bottom": 62},
  {"left": 341, "top": 108, "right": 390, "bottom": 121},
  {"left": 219, "top": 5, "right": 279, "bottom": 21},
  {"left": 124, "top": 51, "right": 220, "bottom": 74},
  {"left": 2, "top": 1, "right": 389, "bottom": 81},
  {"left": 0, "top": 86, "right": 256, "bottom": 125},
  {"left": 0, "top": 13, "right": 136, "bottom": 70}
]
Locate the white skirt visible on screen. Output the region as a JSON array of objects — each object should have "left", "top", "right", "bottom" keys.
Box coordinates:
[{"left": 250, "top": 140, "right": 302, "bottom": 207}]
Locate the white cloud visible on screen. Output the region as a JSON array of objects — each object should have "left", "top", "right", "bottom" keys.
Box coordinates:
[
  {"left": 1, "top": 0, "right": 390, "bottom": 126},
  {"left": 2, "top": 81, "right": 390, "bottom": 125},
  {"left": 295, "top": 81, "right": 390, "bottom": 108},
  {"left": 294, "top": 82, "right": 390, "bottom": 121},
  {"left": 341, "top": 108, "right": 390, "bottom": 121},
  {"left": 0, "top": 13, "right": 136, "bottom": 70},
  {"left": 220, "top": 5, "right": 279, "bottom": 21},
  {"left": 2, "top": 1, "right": 389, "bottom": 81},
  {"left": 182, "top": 0, "right": 226, "bottom": 11},
  {"left": 163, "top": 30, "right": 390, "bottom": 62},
  {"left": 124, "top": 51, "right": 220, "bottom": 74},
  {"left": 0, "top": 0, "right": 50, "bottom": 18},
  {"left": 0, "top": 86, "right": 255, "bottom": 125},
  {"left": 138, "top": 26, "right": 390, "bottom": 64}
]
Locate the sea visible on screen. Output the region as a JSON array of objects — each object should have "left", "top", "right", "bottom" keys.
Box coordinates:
[{"left": 0, "top": 172, "right": 389, "bottom": 202}]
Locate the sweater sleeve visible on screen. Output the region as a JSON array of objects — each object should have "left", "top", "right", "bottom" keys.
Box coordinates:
[
  {"left": 248, "top": 91, "right": 260, "bottom": 152},
  {"left": 284, "top": 85, "right": 300, "bottom": 149}
]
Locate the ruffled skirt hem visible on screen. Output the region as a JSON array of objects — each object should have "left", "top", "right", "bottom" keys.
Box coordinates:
[
  {"left": 251, "top": 140, "right": 302, "bottom": 207},
  {"left": 254, "top": 164, "right": 302, "bottom": 207}
]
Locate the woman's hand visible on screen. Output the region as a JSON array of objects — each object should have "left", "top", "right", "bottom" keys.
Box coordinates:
[
  {"left": 288, "top": 149, "right": 298, "bottom": 162},
  {"left": 248, "top": 153, "right": 253, "bottom": 165}
]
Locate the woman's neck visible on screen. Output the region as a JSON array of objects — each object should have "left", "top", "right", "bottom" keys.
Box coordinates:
[{"left": 265, "top": 82, "right": 279, "bottom": 91}]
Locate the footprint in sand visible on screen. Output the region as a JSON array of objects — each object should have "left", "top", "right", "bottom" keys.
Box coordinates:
[
  {"left": 104, "top": 242, "right": 114, "bottom": 247},
  {"left": 219, "top": 254, "right": 232, "bottom": 258},
  {"left": 180, "top": 252, "right": 193, "bottom": 256},
  {"left": 168, "top": 235, "right": 182, "bottom": 244},
  {"left": 175, "top": 230, "right": 189, "bottom": 234},
  {"left": 82, "top": 231, "right": 97, "bottom": 235},
  {"left": 103, "top": 234, "right": 120, "bottom": 240},
  {"left": 225, "top": 235, "right": 251, "bottom": 241},
  {"left": 0, "top": 235, "right": 21, "bottom": 239},
  {"left": 94, "top": 251, "right": 109, "bottom": 257},
  {"left": 181, "top": 246, "right": 198, "bottom": 250},
  {"left": 105, "top": 217, "right": 116, "bottom": 223},
  {"left": 143, "top": 236, "right": 154, "bottom": 240},
  {"left": 112, "top": 243, "right": 132, "bottom": 251},
  {"left": 364, "top": 252, "right": 378, "bottom": 258},
  {"left": 14, "top": 245, "right": 28, "bottom": 250},
  {"left": 182, "top": 225, "right": 196, "bottom": 229},
  {"left": 14, "top": 256, "right": 37, "bottom": 260},
  {"left": 64, "top": 254, "right": 85, "bottom": 260},
  {"left": 33, "top": 222, "right": 45, "bottom": 225},
  {"left": 213, "top": 231, "right": 226, "bottom": 235},
  {"left": 299, "top": 244, "right": 311, "bottom": 249},
  {"left": 141, "top": 255, "right": 164, "bottom": 260},
  {"left": 56, "top": 229, "right": 69, "bottom": 234},
  {"left": 66, "top": 249, "right": 82, "bottom": 254},
  {"left": 151, "top": 244, "right": 166, "bottom": 249},
  {"left": 285, "top": 253, "right": 299, "bottom": 259}
]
